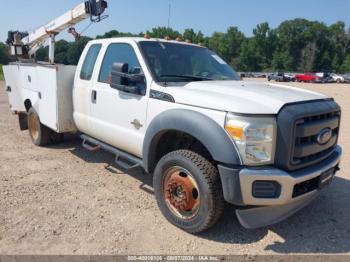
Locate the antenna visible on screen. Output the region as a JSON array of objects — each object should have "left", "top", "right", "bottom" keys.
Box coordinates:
[{"left": 168, "top": 3, "right": 171, "bottom": 28}]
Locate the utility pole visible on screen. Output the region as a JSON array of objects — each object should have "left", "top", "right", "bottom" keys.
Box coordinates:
[{"left": 168, "top": 4, "right": 171, "bottom": 29}]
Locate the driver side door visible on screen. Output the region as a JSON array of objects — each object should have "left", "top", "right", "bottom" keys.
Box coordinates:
[{"left": 89, "top": 42, "right": 149, "bottom": 158}]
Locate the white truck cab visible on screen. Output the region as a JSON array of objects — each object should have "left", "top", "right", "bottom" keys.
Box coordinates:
[{"left": 3, "top": 1, "right": 342, "bottom": 233}]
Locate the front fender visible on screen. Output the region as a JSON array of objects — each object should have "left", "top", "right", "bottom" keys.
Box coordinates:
[{"left": 143, "top": 109, "right": 241, "bottom": 173}]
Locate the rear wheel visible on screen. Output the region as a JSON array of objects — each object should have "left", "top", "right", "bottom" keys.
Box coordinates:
[
  {"left": 50, "top": 131, "right": 65, "bottom": 144},
  {"left": 27, "top": 108, "right": 51, "bottom": 146},
  {"left": 153, "top": 150, "right": 225, "bottom": 233}
]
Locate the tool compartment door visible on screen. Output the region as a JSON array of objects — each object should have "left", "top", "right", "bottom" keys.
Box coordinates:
[{"left": 3, "top": 65, "right": 26, "bottom": 113}]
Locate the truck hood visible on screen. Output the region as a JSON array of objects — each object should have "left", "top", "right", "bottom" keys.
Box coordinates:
[{"left": 164, "top": 81, "right": 328, "bottom": 114}]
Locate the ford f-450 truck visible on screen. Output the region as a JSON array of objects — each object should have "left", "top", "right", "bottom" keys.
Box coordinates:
[{"left": 3, "top": 1, "right": 342, "bottom": 233}]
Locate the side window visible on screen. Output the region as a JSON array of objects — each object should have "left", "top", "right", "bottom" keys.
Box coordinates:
[
  {"left": 80, "top": 44, "right": 102, "bottom": 80},
  {"left": 99, "top": 43, "right": 143, "bottom": 83}
]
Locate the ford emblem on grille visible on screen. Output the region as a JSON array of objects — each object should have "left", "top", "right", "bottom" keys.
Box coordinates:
[{"left": 317, "top": 128, "right": 333, "bottom": 145}]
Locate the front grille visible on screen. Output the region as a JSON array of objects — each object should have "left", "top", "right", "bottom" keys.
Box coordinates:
[
  {"left": 275, "top": 100, "right": 341, "bottom": 171},
  {"left": 292, "top": 111, "right": 340, "bottom": 167}
]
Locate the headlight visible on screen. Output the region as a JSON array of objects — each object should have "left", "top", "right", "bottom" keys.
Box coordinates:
[{"left": 225, "top": 113, "right": 276, "bottom": 165}]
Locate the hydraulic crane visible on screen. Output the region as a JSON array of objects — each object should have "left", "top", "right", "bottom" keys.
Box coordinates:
[{"left": 6, "top": 0, "right": 108, "bottom": 64}]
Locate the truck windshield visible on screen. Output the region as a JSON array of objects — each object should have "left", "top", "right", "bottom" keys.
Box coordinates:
[{"left": 139, "top": 41, "right": 240, "bottom": 83}]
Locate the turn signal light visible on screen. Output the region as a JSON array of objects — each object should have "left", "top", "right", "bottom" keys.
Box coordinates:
[{"left": 225, "top": 125, "right": 243, "bottom": 141}]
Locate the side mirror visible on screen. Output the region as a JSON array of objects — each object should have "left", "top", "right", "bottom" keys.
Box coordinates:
[{"left": 110, "top": 62, "right": 146, "bottom": 95}]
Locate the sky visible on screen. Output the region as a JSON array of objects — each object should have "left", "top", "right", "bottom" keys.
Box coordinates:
[{"left": 1, "top": 0, "right": 349, "bottom": 43}]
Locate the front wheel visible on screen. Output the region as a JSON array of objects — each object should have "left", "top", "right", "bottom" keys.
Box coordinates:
[{"left": 153, "top": 150, "right": 225, "bottom": 233}]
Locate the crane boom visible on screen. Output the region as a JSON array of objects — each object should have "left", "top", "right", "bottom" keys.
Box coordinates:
[{"left": 7, "top": 0, "right": 108, "bottom": 63}]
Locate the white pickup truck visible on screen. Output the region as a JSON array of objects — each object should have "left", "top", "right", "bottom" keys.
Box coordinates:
[{"left": 4, "top": 37, "right": 342, "bottom": 233}]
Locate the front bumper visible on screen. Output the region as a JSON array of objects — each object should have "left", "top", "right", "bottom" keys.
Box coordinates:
[{"left": 218, "top": 146, "right": 342, "bottom": 228}]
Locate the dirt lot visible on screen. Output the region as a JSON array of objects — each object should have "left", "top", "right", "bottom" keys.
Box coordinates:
[{"left": 0, "top": 80, "right": 349, "bottom": 255}]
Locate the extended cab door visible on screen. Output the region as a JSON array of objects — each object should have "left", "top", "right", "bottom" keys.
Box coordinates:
[
  {"left": 88, "top": 41, "right": 150, "bottom": 157},
  {"left": 73, "top": 43, "right": 102, "bottom": 135}
]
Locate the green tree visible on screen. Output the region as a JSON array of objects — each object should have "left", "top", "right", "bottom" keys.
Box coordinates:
[
  {"left": 238, "top": 39, "right": 261, "bottom": 72},
  {"left": 275, "top": 19, "right": 312, "bottom": 71},
  {"left": 251, "top": 22, "right": 278, "bottom": 70},
  {"left": 208, "top": 27, "right": 245, "bottom": 68},
  {"left": 328, "top": 22, "right": 350, "bottom": 71},
  {"left": 340, "top": 55, "right": 350, "bottom": 72},
  {"left": 272, "top": 50, "right": 293, "bottom": 71},
  {"left": 147, "top": 27, "right": 181, "bottom": 39},
  {"left": 0, "top": 42, "right": 12, "bottom": 65},
  {"left": 36, "top": 46, "right": 49, "bottom": 61},
  {"left": 0, "top": 64, "right": 4, "bottom": 80},
  {"left": 226, "top": 27, "right": 245, "bottom": 68},
  {"left": 300, "top": 41, "right": 317, "bottom": 72},
  {"left": 96, "top": 30, "right": 137, "bottom": 39},
  {"left": 183, "top": 28, "right": 205, "bottom": 43},
  {"left": 55, "top": 40, "right": 70, "bottom": 64},
  {"left": 66, "top": 36, "right": 92, "bottom": 65},
  {"left": 208, "top": 32, "right": 229, "bottom": 61}
]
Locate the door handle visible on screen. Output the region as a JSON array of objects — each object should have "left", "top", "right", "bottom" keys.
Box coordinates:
[
  {"left": 6, "top": 86, "right": 11, "bottom": 92},
  {"left": 91, "top": 90, "right": 97, "bottom": 103}
]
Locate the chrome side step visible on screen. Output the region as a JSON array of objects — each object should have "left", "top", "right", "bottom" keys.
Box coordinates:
[{"left": 81, "top": 134, "right": 143, "bottom": 171}]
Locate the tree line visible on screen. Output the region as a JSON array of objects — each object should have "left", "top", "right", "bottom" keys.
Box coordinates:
[{"left": 1, "top": 18, "right": 350, "bottom": 73}]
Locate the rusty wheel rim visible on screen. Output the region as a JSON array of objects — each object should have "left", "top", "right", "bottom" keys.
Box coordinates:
[
  {"left": 28, "top": 113, "right": 39, "bottom": 141},
  {"left": 163, "top": 166, "right": 200, "bottom": 220}
]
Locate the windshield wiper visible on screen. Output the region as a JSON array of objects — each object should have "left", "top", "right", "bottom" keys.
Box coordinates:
[{"left": 159, "top": 74, "right": 213, "bottom": 81}]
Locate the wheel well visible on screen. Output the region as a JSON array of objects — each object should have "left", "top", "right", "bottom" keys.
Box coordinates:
[
  {"left": 24, "top": 99, "right": 32, "bottom": 112},
  {"left": 150, "top": 130, "right": 214, "bottom": 173}
]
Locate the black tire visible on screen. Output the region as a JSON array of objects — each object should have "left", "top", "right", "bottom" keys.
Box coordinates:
[
  {"left": 27, "top": 108, "right": 51, "bottom": 146},
  {"left": 153, "top": 150, "right": 225, "bottom": 234}
]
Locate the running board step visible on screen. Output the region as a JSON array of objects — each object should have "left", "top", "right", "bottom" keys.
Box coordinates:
[
  {"left": 82, "top": 139, "right": 101, "bottom": 152},
  {"left": 115, "top": 156, "right": 141, "bottom": 170},
  {"left": 80, "top": 134, "right": 143, "bottom": 171}
]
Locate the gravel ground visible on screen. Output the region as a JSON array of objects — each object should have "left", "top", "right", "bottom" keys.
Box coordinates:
[{"left": 0, "top": 80, "right": 349, "bottom": 255}]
